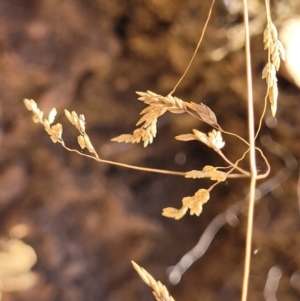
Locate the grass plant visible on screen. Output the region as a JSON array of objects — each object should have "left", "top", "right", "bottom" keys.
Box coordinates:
[{"left": 23, "top": 0, "right": 285, "bottom": 300}]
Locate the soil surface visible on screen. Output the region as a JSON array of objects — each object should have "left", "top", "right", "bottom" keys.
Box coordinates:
[{"left": 0, "top": 1, "right": 300, "bottom": 301}]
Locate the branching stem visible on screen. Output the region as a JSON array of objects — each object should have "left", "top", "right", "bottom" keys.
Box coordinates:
[{"left": 60, "top": 141, "right": 246, "bottom": 179}]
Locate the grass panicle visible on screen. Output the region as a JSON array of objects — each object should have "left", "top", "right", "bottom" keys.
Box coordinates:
[{"left": 23, "top": 0, "right": 286, "bottom": 300}]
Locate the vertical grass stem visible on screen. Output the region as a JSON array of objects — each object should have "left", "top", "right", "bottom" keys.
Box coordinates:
[{"left": 241, "top": 0, "right": 258, "bottom": 300}]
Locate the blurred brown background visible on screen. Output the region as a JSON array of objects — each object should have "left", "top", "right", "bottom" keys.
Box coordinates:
[{"left": 0, "top": 0, "right": 300, "bottom": 300}]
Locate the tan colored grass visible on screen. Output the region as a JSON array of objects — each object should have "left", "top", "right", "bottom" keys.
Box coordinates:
[
  {"left": 23, "top": 1, "right": 286, "bottom": 300},
  {"left": 132, "top": 261, "right": 175, "bottom": 301},
  {"left": 262, "top": 1, "right": 285, "bottom": 117}
]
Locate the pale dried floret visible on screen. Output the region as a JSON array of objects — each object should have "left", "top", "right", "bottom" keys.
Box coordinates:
[
  {"left": 77, "top": 135, "right": 86, "bottom": 149},
  {"left": 277, "top": 40, "right": 285, "bottom": 61},
  {"left": 263, "top": 27, "right": 271, "bottom": 49},
  {"left": 162, "top": 206, "right": 188, "bottom": 220},
  {"left": 64, "top": 109, "right": 73, "bottom": 124},
  {"left": 48, "top": 108, "right": 57, "bottom": 125},
  {"left": 23, "top": 98, "right": 33, "bottom": 111},
  {"left": 48, "top": 123, "right": 63, "bottom": 143},
  {"left": 208, "top": 129, "right": 225, "bottom": 150},
  {"left": 175, "top": 133, "right": 197, "bottom": 142},
  {"left": 71, "top": 111, "right": 79, "bottom": 126},
  {"left": 83, "top": 134, "right": 95, "bottom": 153},
  {"left": 111, "top": 128, "right": 145, "bottom": 145},
  {"left": 136, "top": 107, "right": 165, "bottom": 128},
  {"left": 268, "top": 82, "right": 278, "bottom": 117},
  {"left": 23, "top": 98, "right": 43, "bottom": 123},
  {"left": 78, "top": 115, "right": 86, "bottom": 132}
]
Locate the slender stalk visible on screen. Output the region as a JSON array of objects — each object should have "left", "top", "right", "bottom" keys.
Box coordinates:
[
  {"left": 168, "top": 0, "right": 216, "bottom": 96},
  {"left": 61, "top": 142, "right": 186, "bottom": 176},
  {"left": 241, "top": 0, "right": 258, "bottom": 301}
]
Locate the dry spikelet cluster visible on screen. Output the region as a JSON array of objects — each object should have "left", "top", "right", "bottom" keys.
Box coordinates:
[
  {"left": 163, "top": 188, "right": 210, "bottom": 220},
  {"left": 24, "top": 99, "right": 97, "bottom": 157},
  {"left": 110, "top": 91, "right": 251, "bottom": 220},
  {"left": 111, "top": 91, "right": 222, "bottom": 148},
  {"left": 112, "top": 91, "right": 187, "bottom": 147},
  {"left": 24, "top": 98, "right": 63, "bottom": 144},
  {"left": 22, "top": 2, "right": 285, "bottom": 300},
  {"left": 132, "top": 261, "right": 175, "bottom": 301},
  {"left": 22, "top": 1, "right": 288, "bottom": 300},
  {"left": 262, "top": 21, "right": 285, "bottom": 116},
  {"left": 163, "top": 166, "right": 227, "bottom": 220},
  {"left": 64, "top": 109, "right": 95, "bottom": 153},
  {"left": 24, "top": 88, "right": 264, "bottom": 222}
]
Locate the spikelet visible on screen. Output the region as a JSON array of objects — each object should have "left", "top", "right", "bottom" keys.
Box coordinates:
[
  {"left": 24, "top": 99, "right": 63, "bottom": 143},
  {"left": 262, "top": 20, "right": 285, "bottom": 116},
  {"left": 162, "top": 188, "right": 210, "bottom": 219},
  {"left": 176, "top": 129, "right": 225, "bottom": 151},
  {"left": 132, "top": 261, "right": 175, "bottom": 301},
  {"left": 112, "top": 91, "right": 187, "bottom": 147},
  {"left": 23, "top": 99, "right": 96, "bottom": 154}
]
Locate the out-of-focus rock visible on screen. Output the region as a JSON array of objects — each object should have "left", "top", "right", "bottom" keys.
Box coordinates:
[{"left": 280, "top": 17, "right": 300, "bottom": 88}]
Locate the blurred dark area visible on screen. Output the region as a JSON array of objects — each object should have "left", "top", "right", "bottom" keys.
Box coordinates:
[{"left": 0, "top": 0, "right": 300, "bottom": 300}]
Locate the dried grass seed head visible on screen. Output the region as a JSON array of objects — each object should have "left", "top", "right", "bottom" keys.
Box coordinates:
[
  {"left": 185, "top": 165, "right": 227, "bottom": 182},
  {"left": 136, "top": 91, "right": 186, "bottom": 114},
  {"left": 132, "top": 261, "right": 175, "bottom": 301},
  {"left": 263, "top": 20, "right": 286, "bottom": 117},
  {"left": 162, "top": 188, "right": 210, "bottom": 219},
  {"left": 23, "top": 99, "right": 44, "bottom": 123},
  {"left": 65, "top": 109, "right": 86, "bottom": 133}
]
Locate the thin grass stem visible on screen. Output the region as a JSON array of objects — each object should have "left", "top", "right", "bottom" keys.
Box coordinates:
[
  {"left": 168, "top": 0, "right": 216, "bottom": 96},
  {"left": 241, "top": 0, "right": 258, "bottom": 300}
]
